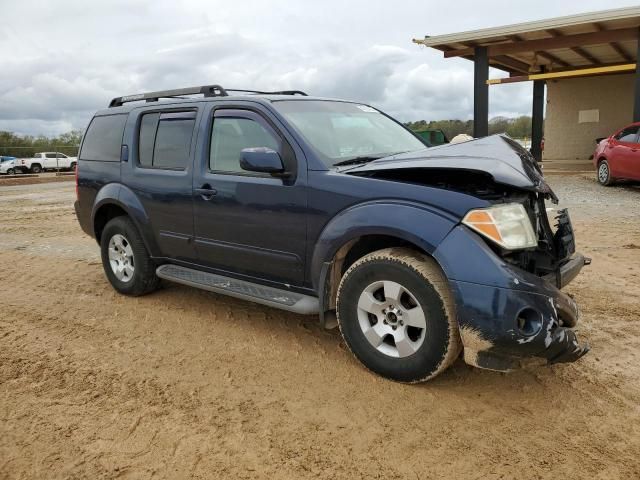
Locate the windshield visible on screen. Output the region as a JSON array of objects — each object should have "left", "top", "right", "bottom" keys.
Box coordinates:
[{"left": 273, "top": 100, "right": 426, "bottom": 167}]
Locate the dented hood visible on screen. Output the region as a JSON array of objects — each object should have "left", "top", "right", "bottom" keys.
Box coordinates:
[{"left": 344, "top": 134, "right": 556, "bottom": 198}]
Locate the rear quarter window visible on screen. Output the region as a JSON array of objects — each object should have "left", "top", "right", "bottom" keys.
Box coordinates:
[{"left": 79, "top": 114, "right": 128, "bottom": 162}]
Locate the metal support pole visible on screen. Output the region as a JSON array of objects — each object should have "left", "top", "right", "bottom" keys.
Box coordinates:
[
  {"left": 473, "top": 46, "right": 489, "bottom": 138},
  {"left": 531, "top": 79, "right": 545, "bottom": 162},
  {"left": 634, "top": 29, "right": 640, "bottom": 122}
]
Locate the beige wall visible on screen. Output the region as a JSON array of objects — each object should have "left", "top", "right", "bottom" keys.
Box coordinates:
[{"left": 544, "top": 74, "right": 634, "bottom": 160}]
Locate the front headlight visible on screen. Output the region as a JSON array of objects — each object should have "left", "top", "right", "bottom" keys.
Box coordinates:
[{"left": 462, "top": 203, "right": 537, "bottom": 250}]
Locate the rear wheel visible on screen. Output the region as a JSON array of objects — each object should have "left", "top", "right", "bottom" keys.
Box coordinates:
[
  {"left": 336, "top": 248, "right": 461, "bottom": 383},
  {"left": 100, "top": 216, "right": 160, "bottom": 296},
  {"left": 69, "top": 162, "right": 76, "bottom": 171},
  {"left": 597, "top": 159, "right": 613, "bottom": 186}
]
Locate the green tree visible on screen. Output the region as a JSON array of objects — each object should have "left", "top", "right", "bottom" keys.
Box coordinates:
[{"left": 0, "top": 130, "right": 82, "bottom": 158}]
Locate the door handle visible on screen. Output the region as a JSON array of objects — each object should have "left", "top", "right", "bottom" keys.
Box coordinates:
[{"left": 195, "top": 184, "right": 217, "bottom": 200}]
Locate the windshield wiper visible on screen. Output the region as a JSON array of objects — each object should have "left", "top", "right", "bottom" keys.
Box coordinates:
[{"left": 333, "top": 155, "right": 386, "bottom": 167}]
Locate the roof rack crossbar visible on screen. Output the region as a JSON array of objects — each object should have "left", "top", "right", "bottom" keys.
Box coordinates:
[
  {"left": 109, "top": 84, "right": 228, "bottom": 108},
  {"left": 109, "top": 85, "right": 309, "bottom": 107}
]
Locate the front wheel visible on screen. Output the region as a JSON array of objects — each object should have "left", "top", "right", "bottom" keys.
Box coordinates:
[
  {"left": 100, "top": 216, "right": 160, "bottom": 296},
  {"left": 30, "top": 164, "right": 42, "bottom": 174},
  {"left": 597, "top": 159, "right": 613, "bottom": 186},
  {"left": 6, "top": 168, "right": 14, "bottom": 175},
  {"left": 336, "top": 248, "right": 461, "bottom": 383}
]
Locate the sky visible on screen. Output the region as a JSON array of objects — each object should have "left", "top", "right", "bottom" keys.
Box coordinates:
[{"left": 1, "top": 0, "right": 638, "bottom": 136}]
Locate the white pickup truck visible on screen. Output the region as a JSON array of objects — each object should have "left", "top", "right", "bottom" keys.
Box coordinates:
[{"left": 14, "top": 152, "right": 77, "bottom": 174}]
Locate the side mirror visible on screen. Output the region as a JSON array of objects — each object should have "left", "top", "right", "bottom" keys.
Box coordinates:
[{"left": 240, "top": 147, "right": 286, "bottom": 175}]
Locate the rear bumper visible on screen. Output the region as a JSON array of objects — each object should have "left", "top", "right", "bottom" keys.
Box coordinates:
[{"left": 433, "top": 225, "right": 590, "bottom": 372}]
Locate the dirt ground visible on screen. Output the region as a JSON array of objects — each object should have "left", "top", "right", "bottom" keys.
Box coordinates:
[
  {"left": 1, "top": 175, "right": 639, "bottom": 479},
  {"left": 0, "top": 174, "right": 74, "bottom": 187}
]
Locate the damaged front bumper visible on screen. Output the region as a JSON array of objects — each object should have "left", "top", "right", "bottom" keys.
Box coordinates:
[
  {"left": 451, "top": 279, "right": 589, "bottom": 371},
  {"left": 434, "top": 225, "right": 590, "bottom": 372}
]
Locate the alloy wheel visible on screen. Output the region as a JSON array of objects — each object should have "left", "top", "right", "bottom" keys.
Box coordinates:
[
  {"left": 598, "top": 162, "right": 609, "bottom": 184},
  {"left": 357, "top": 280, "right": 427, "bottom": 358},
  {"left": 108, "top": 234, "right": 135, "bottom": 283}
]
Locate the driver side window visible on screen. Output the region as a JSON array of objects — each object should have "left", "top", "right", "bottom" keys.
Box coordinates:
[
  {"left": 209, "top": 117, "right": 280, "bottom": 173},
  {"left": 615, "top": 126, "right": 639, "bottom": 143}
]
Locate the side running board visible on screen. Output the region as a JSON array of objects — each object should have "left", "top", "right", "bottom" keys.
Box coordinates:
[{"left": 156, "top": 264, "right": 319, "bottom": 315}]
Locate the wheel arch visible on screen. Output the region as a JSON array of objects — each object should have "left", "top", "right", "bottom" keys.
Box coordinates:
[
  {"left": 91, "top": 184, "right": 160, "bottom": 256},
  {"left": 311, "top": 202, "right": 457, "bottom": 328}
]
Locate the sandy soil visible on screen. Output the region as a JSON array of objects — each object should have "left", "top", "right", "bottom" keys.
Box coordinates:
[
  {"left": 0, "top": 174, "right": 75, "bottom": 187},
  {"left": 1, "top": 175, "right": 639, "bottom": 479}
]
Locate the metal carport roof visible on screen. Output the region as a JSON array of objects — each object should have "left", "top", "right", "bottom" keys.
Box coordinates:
[{"left": 413, "top": 6, "right": 640, "bottom": 75}]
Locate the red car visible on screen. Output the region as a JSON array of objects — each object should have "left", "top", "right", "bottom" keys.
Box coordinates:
[{"left": 593, "top": 122, "right": 640, "bottom": 185}]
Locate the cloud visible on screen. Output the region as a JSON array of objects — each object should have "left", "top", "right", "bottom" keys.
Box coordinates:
[{"left": 1, "top": 0, "right": 637, "bottom": 135}]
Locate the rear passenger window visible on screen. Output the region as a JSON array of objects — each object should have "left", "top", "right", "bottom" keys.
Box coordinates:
[
  {"left": 137, "top": 111, "right": 196, "bottom": 170},
  {"left": 80, "top": 114, "right": 128, "bottom": 162}
]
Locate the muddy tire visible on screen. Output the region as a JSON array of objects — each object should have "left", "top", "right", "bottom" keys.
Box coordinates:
[
  {"left": 30, "top": 164, "right": 42, "bottom": 174},
  {"left": 597, "top": 159, "right": 613, "bottom": 186},
  {"left": 336, "top": 247, "right": 461, "bottom": 383},
  {"left": 100, "top": 216, "right": 159, "bottom": 296}
]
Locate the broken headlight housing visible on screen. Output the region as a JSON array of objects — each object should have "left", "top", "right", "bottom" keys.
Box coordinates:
[{"left": 462, "top": 203, "right": 537, "bottom": 250}]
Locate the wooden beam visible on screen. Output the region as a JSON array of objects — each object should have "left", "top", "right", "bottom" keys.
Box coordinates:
[
  {"left": 510, "top": 34, "right": 570, "bottom": 68},
  {"left": 491, "top": 55, "right": 531, "bottom": 73},
  {"left": 546, "top": 29, "right": 601, "bottom": 65},
  {"left": 594, "top": 22, "right": 633, "bottom": 62},
  {"left": 610, "top": 42, "right": 634, "bottom": 62},
  {"left": 487, "top": 63, "right": 636, "bottom": 84},
  {"left": 458, "top": 41, "right": 529, "bottom": 74},
  {"left": 443, "top": 27, "right": 639, "bottom": 58}
]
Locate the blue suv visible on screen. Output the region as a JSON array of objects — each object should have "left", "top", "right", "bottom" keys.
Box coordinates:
[{"left": 74, "top": 84, "right": 589, "bottom": 382}]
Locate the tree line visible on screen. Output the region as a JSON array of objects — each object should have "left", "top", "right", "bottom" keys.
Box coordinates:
[
  {"left": 405, "top": 116, "right": 533, "bottom": 140},
  {"left": 1, "top": 115, "right": 534, "bottom": 158},
  {"left": 0, "top": 130, "right": 83, "bottom": 158}
]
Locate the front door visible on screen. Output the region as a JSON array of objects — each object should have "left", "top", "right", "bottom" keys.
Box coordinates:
[
  {"left": 610, "top": 125, "right": 640, "bottom": 178},
  {"left": 193, "top": 106, "right": 307, "bottom": 286}
]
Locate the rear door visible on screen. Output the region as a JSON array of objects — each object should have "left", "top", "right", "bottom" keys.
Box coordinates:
[
  {"left": 44, "top": 153, "right": 57, "bottom": 169},
  {"left": 192, "top": 105, "right": 307, "bottom": 286},
  {"left": 125, "top": 107, "right": 201, "bottom": 262}
]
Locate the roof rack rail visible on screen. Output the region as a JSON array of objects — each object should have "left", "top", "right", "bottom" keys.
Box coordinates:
[
  {"left": 108, "top": 85, "right": 307, "bottom": 107},
  {"left": 225, "top": 89, "right": 308, "bottom": 96}
]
